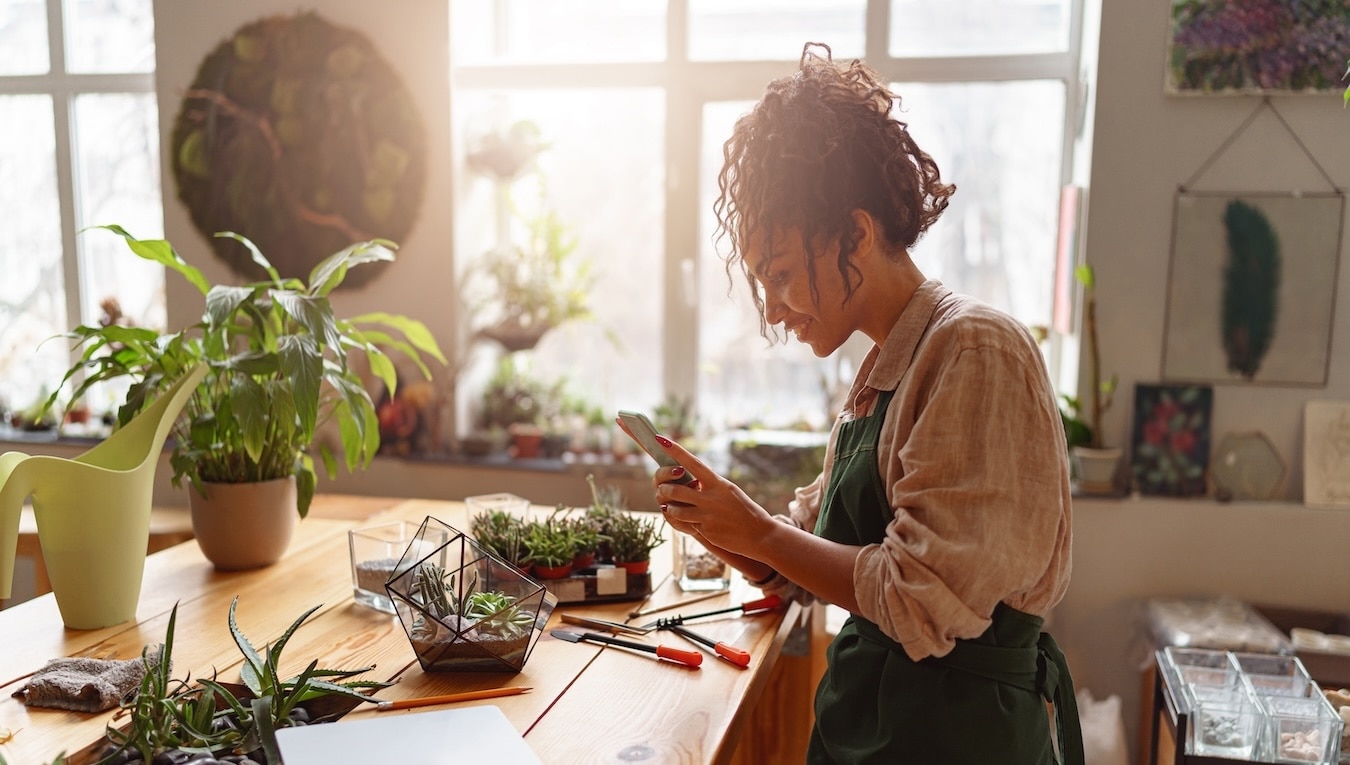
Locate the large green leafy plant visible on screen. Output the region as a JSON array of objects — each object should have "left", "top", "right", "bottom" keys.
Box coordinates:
[{"left": 47, "top": 226, "right": 445, "bottom": 518}]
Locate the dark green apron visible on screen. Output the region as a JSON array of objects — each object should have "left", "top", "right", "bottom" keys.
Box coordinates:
[{"left": 807, "top": 390, "right": 1084, "bottom": 765}]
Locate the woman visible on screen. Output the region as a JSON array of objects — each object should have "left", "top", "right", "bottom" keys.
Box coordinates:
[{"left": 631, "top": 44, "right": 1084, "bottom": 763}]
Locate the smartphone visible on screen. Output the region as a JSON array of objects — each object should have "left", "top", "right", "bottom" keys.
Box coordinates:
[{"left": 616, "top": 410, "right": 695, "bottom": 484}]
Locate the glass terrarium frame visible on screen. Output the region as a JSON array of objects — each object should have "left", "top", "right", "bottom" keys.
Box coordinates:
[{"left": 386, "top": 516, "right": 556, "bottom": 673}]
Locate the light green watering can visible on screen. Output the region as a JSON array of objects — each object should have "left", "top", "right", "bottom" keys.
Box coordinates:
[{"left": 0, "top": 364, "right": 206, "bottom": 629}]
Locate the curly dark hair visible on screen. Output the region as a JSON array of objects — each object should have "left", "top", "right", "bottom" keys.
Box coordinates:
[{"left": 713, "top": 42, "right": 955, "bottom": 339}]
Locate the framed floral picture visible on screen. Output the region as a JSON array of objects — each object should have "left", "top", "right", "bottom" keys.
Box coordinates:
[
  {"left": 1165, "top": 0, "right": 1350, "bottom": 95},
  {"left": 1130, "top": 383, "right": 1215, "bottom": 497}
]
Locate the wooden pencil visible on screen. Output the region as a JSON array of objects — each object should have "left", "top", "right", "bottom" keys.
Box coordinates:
[{"left": 375, "top": 686, "right": 532, "bottom": 711}]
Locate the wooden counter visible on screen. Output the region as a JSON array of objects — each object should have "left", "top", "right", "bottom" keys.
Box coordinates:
[{"left": 0, "top": 495, "right": 800, "bottom": 764}]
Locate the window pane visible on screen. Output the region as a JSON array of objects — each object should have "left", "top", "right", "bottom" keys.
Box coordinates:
[
  {"left": 455, "top": 89, "right": 665, "bottom": 431},
  {"left": 0, "top": 95, "right": 67, "bottom": 418},
  {"left": 688, "top": 0, "right": 864, "bottom": 62},
  {"left": 72, "top": 92, "right": 164, "bottom": 331},
  {"left": 0, "top": 0, "right": 50, "bottom": 75},
  {"left": 64, "top": 0, "right": 155, "bottom": 73},
  {"left": 697, "top": 101, "right": 843, "bottom": 433},
  {"left": 890, "top": 0, "right": 1070, "bottom": 57},
  {"left": 895, "top": 80, "right": 1065, "bottom": 327},
  {"left": 450, "top": 0, "right": 665, "bottom": 65}
]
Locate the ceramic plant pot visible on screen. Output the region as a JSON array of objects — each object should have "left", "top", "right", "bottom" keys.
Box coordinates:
[
  {"left": 1073, "top": 446, "right": 1122, "bottom": 495},
  {"left": 189, "top": 476, "right": 298, "bottom": 570}
]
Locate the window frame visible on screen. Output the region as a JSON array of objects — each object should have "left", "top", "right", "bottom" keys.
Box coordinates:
[
  {"left": 450, "top": 0, "right": 1089, "bottom": 419},
  {"left": 1, "top": 0, "right": 157, "bottom": 359}
]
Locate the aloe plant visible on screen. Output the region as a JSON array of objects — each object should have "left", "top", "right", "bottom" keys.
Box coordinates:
[
  {"left": 199, "top": 597, "right": 390, "bottom": 764},
  {"left": 86, "top": 597, "right": 388, "bottom": 765},
  {"left": 43, "top": 226, "right": 447, "bottom": 518}
]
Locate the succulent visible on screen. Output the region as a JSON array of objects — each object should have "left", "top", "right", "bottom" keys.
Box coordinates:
[
  {"left": 607, "top": 512, "right": 666, "bottom": 565},
  {"left": 409, "top": 562, "right": 531, "bottom": 640}
]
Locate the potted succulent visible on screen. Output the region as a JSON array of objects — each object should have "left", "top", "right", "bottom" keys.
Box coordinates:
[
  {"left": 45, "top": 226, "right": 446, "bottom": 569},
  {"left": 565, "top": 513, "right": 606, "bottom": 570},
  {"left": 385, "top": 516, "right": 554, "bottom": 673},
  {"left": 521, "top": 514, "right": 579, "bottom": 579},
  {"left": 1069, "top": 264, "right": 1120, "bottom": 494},
  {"left": 469, "top": 508, "right": 530, "bottom": 572},
  {"left": 606, "top": 512, "right": 666, "bottom": 576}
]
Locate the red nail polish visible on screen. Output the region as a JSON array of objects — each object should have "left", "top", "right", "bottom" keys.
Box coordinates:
[
  {"left": 659, "top": 504, "right": 669, "bottom": 512},
  {"left": 655, "top": 435, "right": 672, "bottom": 447},
  {"left": 671, "top": 467, "right": 685, "bottom": 477}
]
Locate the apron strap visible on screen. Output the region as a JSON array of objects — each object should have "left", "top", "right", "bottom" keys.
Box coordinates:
[{"left": 935, "top": 631, "right": 1085, "bottom": 765}]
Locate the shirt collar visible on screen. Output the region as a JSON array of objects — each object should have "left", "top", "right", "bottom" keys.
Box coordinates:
[{"left": 864, "top": 279, "right": 951, "bottom": 391}]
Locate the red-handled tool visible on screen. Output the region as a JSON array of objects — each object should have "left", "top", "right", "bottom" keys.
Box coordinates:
[
  {"left": 647, "top": 594, "right": 783, "bottom": 627},
  {"left": 550, "top": 628, "right": 703, "bottom": 668},
  {"left": 656, "top": 620, "right": 751, "bottom": 669}
]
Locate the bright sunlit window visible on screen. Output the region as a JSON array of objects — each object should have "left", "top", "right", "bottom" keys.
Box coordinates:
[
  {"left": 0, "top": 0, "right": 163, "bottom": 421},
  {"left": 451, "top": 0, "right": 1084, "bottom": 437}
]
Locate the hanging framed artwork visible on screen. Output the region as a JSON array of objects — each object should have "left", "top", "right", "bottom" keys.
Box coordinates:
[
  {"left": 1166, "top": 1, "right": 1350, "bottom": 95},
  {"left": 169, "top": 12, "right": 428, "bottom": 288},
  {"left": 1304, "top": 401, "right": 1350, "bottom": 509},
  {"left": 1130, "top": 383, "right": 1214, "bottom": 497},
  {"left": 1160, "top": 191, "right": 1343, "bottom": 387}
]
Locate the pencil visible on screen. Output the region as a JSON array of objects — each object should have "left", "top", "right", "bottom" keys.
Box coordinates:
[{"left": 375, "top": 686, "right": 532, "bottom": 711}]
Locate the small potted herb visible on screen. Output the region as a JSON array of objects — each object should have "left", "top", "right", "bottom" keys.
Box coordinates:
[
  {"left": 470, "top": 509, "right": 530, "bottom": 572},
  {"left": 565, "top": 513, "right": 607, "bottom": 570},
  {"left": 521, "top": 515, "right": 578, "bottom": 579},
  {"left": 607, "top": 513, "right": 666, "bottom": 576}
]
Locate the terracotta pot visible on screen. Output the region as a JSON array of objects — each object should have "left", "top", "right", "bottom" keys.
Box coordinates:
[
  {"left": 189, "top": 476, "right": 298, "bottom": 570},
  {"left": 614, "top": 559, "right": 650, "bottom": 576},
  {"left": 532, "top": 562, "right": 573, "bottom": 580},
  {"left": 572, "top": 552, "right": 595, "bottom": 570}
]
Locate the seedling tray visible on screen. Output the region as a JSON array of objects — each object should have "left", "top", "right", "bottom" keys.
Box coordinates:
[{"left": 540, "top": 565, "right": 651, "bottom": 605}]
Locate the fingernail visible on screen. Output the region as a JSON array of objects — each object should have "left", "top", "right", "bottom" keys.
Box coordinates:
[
  {"left": 671, "top": 467, "right": 685, "bottom": 477},
  {"left": 655, "top": 434, "right": 673, "bottom": 447},
  {"left": 690, "top": 480, "right": 702, "bottom": 490},
  {"left": 659, "top": 504, "right": 669, "bottom": 512}
]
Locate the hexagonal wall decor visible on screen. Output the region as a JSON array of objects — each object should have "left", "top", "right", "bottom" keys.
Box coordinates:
[{"left": 1211, "top": 432, "right": 1285, "bottom": 501}]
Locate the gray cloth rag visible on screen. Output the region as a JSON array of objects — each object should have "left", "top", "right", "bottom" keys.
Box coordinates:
[{"left": 12, "top": 650, "right": 164, "bottom": 712}]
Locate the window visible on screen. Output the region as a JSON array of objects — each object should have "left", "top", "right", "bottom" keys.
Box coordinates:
[
  {"left": 0, "top": 0, "right": 163, "bottom": 420},
  {"left": 450, "top": 0, "right": 1085, "bottom": 437}
]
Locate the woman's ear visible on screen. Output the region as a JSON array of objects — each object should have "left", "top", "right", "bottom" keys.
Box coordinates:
[{"left": 850, "top": 208, "right": 878, "bottom": 258}]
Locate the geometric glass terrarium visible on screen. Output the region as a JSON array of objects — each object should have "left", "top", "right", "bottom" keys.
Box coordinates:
[{"left": 387, "top": 516, "right": 556, "bottom": 672}]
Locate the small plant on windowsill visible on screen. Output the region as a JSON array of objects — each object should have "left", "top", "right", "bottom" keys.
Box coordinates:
[{"left": 1067, "top": 264, "right": 1120, "bottom": 494}]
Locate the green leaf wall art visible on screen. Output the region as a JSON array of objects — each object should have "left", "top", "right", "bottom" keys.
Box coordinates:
[{"left": 1220, "top": 199, "right": 1280, "bottom": 380}]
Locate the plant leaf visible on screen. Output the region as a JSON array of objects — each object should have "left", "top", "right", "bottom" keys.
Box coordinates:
[
  {"left": 90, "top": 225, "right": 212, "bottom": 295},
  {"left": 228, "top": 598, "right": 268, "bottom": 697},
  {"left": 348, "top": 312, "right": 447, "bottom": 365},
  {"left": 215, "top": 231, "right": 281, "bottom": 284}
]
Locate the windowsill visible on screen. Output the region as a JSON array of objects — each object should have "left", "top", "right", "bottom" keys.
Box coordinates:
[{"left": 0, "top": 424, "right": 655, "bottom": 480}]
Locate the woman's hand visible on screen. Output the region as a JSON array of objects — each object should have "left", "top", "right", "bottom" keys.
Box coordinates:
[{"left": 644, "top": 434, "right": 778, "bottom": 561}]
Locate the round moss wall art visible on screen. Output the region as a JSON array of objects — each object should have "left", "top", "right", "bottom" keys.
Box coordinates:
[{"left": 170, "top": 12, "right": 426, "bottom": 287}]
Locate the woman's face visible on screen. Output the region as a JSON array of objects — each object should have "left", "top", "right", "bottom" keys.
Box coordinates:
[{"left": 744, "top": 228, "right": 856, "bottom": 358}]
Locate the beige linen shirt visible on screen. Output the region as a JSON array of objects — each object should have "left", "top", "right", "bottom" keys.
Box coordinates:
[{"left": 767, "top": 280, "right": 1073, "bottom": 661}]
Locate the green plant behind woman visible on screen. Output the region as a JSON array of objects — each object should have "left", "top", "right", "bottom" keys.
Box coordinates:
[{"left": 45, "top": 225, "right": 446, "bottom": 518}]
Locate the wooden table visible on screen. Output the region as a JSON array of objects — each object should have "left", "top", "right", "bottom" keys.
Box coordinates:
[{"left": 0, "top": 495, "right": 801, "bottom": 764}]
